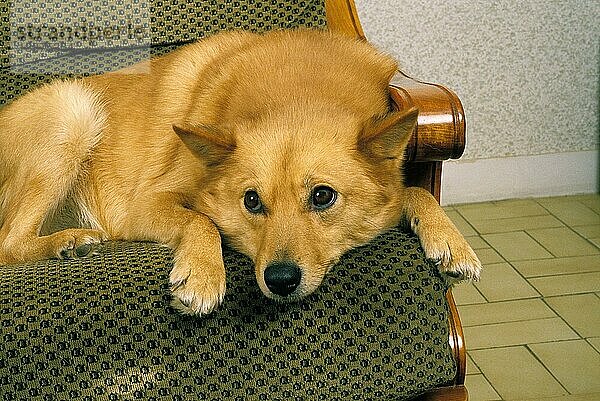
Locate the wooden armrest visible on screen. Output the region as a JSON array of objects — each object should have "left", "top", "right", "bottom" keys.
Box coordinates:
[{"left": 390, "top": 72, "right": 466, "bottom": 163}]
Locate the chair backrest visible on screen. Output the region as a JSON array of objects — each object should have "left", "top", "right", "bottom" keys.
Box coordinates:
[
  {"left": 1, "top": 0, "right": 329, "bottom": 105},
  {"left": 325, "top": 0, "right": 365, "bottom": 38}
]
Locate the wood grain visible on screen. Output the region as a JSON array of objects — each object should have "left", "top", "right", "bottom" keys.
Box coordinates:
[
  {"left": 447, "top": 290, "right": 467, "bottom": 385},
  {"left": 391, "top": 73, "right": 466, "bottom": 163},
  {"left": 325, "top": 0, "right": 366, "bottom": 38}
]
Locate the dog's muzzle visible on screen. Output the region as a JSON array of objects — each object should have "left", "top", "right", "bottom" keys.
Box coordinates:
[{"left": 264, "top": 261, "right": 302, "bottom": 296}]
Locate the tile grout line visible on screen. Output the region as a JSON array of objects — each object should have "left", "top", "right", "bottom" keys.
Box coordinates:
[
  {"left": 461, "top": 318, "right": 556, "bottom": 329},
  {"left": 469, "top": 367, "right": 505, "bottom": 401},
  {"left": 523, "top": 344, "right": 571, "bottom": 396},
  {"left": 521, "top": 229, "right": 559, "bottom": 259},
  {"left": 533, "top": 199, "right": 600, "bottom": 251},
  {"left": 461, "top": 316, "right": 570, "bottom": 331},
  {"left": 585, "top": 338, "right": 600, "bottom": 356},
  {"left": 540, "top": 297, "right": 586, "bottom": 341},
  {"left": 504, "top": 258, "right": 544, "bottom": 298},
  {"left": 451, "top": 207, "right": 481, "bottom": 237},
  {"left": 467, "top": 339, "right": 578, "bottom": 352},
  {"left": 515, "top": 263, "right": 600, "bottom": 280},
  {"left": 468, "top": 282, "right": 490, "bottom": 304}
]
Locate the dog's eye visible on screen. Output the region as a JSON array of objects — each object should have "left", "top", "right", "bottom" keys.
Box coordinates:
[
  {"left": 311, "top": 186, "right": 337, "bottom": 210},
  {"left": 244, "top": 190, "right": 264, "bottom": 214}
]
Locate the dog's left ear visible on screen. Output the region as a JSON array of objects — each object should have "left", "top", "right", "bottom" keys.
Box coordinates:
[
  {"left": 358, "top": 106, "right": 418, "bottom": 160},
  {"left": 172, "top": 123, "right": 236, "bottom": 166}
]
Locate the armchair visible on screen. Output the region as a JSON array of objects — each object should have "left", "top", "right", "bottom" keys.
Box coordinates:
[{"left": 0, "top": 1, "right": 469, "bottom": 399}]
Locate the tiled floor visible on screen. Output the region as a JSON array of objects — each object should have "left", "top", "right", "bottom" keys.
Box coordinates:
[{"left": 445, "top": 194, "right": 600, "bottom": 401}]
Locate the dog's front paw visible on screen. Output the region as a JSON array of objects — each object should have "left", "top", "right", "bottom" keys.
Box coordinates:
[
  {"left": 169, "top": 253, "right": 226, "bottom": 316},
  {"left": 54, "top": 228, "right": 107, "bottom": 259},
  {"left": 413, "top": 219, "right": 482, "bottom": 282}
]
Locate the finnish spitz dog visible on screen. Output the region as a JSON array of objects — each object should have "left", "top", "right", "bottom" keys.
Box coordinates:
[{"left": 0, "top": 30, "right": 481, "bottom": 315}]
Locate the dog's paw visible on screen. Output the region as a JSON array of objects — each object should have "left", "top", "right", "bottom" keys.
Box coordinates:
[
  {"left": 169, "top": 254, "right": 226, "bottom": 316},
  {"left": 413, "top": 219, "right": 482, "bottom": 282},
  {"left": 53, "top": 228, "right": 107, "bottom": 259}
]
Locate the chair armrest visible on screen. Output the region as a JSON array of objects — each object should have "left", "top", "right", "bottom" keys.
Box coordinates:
[
  {"left": 390, "top": 72, "right": 466, "bottom": 163},
  {"left": 390, "top": 73, "right": 469, "bottom": 386}
]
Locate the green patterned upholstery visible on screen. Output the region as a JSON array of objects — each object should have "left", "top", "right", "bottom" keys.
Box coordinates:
[
  {"left": 0, "top": 0, "right": 327, "bottom": 104},
  {"left": 0, "top": 1, "right": 459, "bottom": 399},
  {"left": 0, "top": 229, "right": 455, "bottom": 400}
]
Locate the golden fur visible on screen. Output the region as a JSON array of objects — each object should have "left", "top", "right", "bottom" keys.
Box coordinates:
[{"left": 0, "top": 30, "right": 480, "bottom": 315}]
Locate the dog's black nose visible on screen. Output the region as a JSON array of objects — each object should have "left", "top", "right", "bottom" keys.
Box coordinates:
[{"left": 264, "top": 261, "right": 302, "bottom": 296}]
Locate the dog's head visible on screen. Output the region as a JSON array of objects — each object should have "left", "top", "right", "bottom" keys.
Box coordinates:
[
  {"left": 171, "top": 30, "right": 418, "bottom": 301},
  {"left": 173, "top": 105, "right": 417, "bottom": 301}
]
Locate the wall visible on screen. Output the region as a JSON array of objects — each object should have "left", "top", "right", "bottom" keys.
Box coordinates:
[{"left": 354, "top": 0, "right": 599, "bottom": 204}]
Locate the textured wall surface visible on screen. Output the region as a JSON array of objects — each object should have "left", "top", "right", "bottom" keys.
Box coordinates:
[{"left": 355, "top": 0, "right": 599, "bottom": 161}]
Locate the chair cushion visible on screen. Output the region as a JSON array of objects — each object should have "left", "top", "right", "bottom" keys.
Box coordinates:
[
  {"left": 0, "top": 0, "right": 327, "bottom": 105},
  {"left": 0, "top": 228, "right": 456, "bottom": 400}
]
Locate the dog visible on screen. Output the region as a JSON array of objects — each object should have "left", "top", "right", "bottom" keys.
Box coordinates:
[{"left": 0, "top": 29, "right": 481, "bottom": 315}]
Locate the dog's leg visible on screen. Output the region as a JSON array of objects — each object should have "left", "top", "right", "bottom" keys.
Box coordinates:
[
  {"left": 0, "top": 162, "right": 107, "bottom": 266},
  {"left": 0, "top": 205, "right": 106, "bottom": 265},
  {"left": 401, "top": 187, "right": 481, "bottom": 282},
  {"left": 125, "top": 193, "right": 226, "bottom": 315},
  {"left": 0, "top": 81, "right": 108, "bottom": 265}
]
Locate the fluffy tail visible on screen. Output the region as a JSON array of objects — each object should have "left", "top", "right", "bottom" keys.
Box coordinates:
[{"left": 0, "top": 80, "right": 107, "bottom": 247}]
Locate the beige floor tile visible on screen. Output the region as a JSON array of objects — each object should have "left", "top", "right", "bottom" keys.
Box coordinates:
[
  {"left": 512, "top": 255, "right": 600, "bottom": 278},
  {"left": 458, "top": 299, "right": 556, "bottom": 327},
  {"left": 469, "top": 215, "right": 564, "bottom": 235},
  {"left": 465, "top": 373, "right": 501, "bottom": 400},
  {"left": 463, "top": 318, "right": 578, "bottom": 349},
  {"left": 452, "top": 282, "right": 487, "bottom": 305},
  {"left": 477, "top": 247, "right": 506, "bottom": 265},
  {"left": 469, "top": 346, "right": 567, "bottom": 399},
  {"left": 509, "top": 392, "right": 600, "bottom": 401},
  {"left": 453, "top": 196, "right": 600, "bottom": 400},
  {"left": 588, "top": 337, "right": 600, "bottom": 353},
  {"left": 572, "top": 224, "right": 600, "bottom": 240},
  {"left": 529, "top": 340, "right": 600, "bottom": 394},
  {"left": 466, "top": 353, "right": 480, "bottom": 374},
  {"left": 466, "top": 235, "right": 490, "bottom": 250},
  {"left": 446, "top": 210, "right": 478, "bottom": 236},
  {"left": 494, "top": 199, "right": 549, "bottom": 208},
  {"left": 457, "top": 201, "right": 549, "bottom": 222},
  {"left": 474, "top": 263, "right": 539, "bottom": 302},
  {"left": 537, "top": 198, "right": 600, "bottom": 226},
  {"left": 527, "top": 227, "right": 599, "bottom": 258},
  {"left": 545, "top": 294, "right": 600, "bottom": 337},
  {"left": 575, "top": 194, "right": 600, "bottom": 214},
  {"left": 483, "top": 232, "right": 554, "bottom": 261},
  {"left": 529, "top": 272, "right": 600, "bottom": 296}
]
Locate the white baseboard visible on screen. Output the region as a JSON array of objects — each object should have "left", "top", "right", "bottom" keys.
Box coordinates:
[{"left": 440, "top": 151, "right": 599, "bottom": 205}]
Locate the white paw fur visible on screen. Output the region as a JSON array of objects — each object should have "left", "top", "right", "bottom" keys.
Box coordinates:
[
  {"left": 169, "top": 255, "right": 226, "bottom": 316},
  {"left": 411, "top": 217, "right": 482, "bottom": 282}
]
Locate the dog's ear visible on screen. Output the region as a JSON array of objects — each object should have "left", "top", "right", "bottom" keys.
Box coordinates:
[
  {"left": 172, "top": 123, "right": 236, "bottom": 166},
  {"left": 358, "top": 107, "right": 418, "bottom": 160}
]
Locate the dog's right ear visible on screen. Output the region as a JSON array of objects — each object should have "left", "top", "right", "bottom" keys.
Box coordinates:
[
  {"left": 172, "top": 123, "right": 236, "bottom": 166},
  {"left": 358, "top": 107, "right": 418, "bottom": 161}
]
